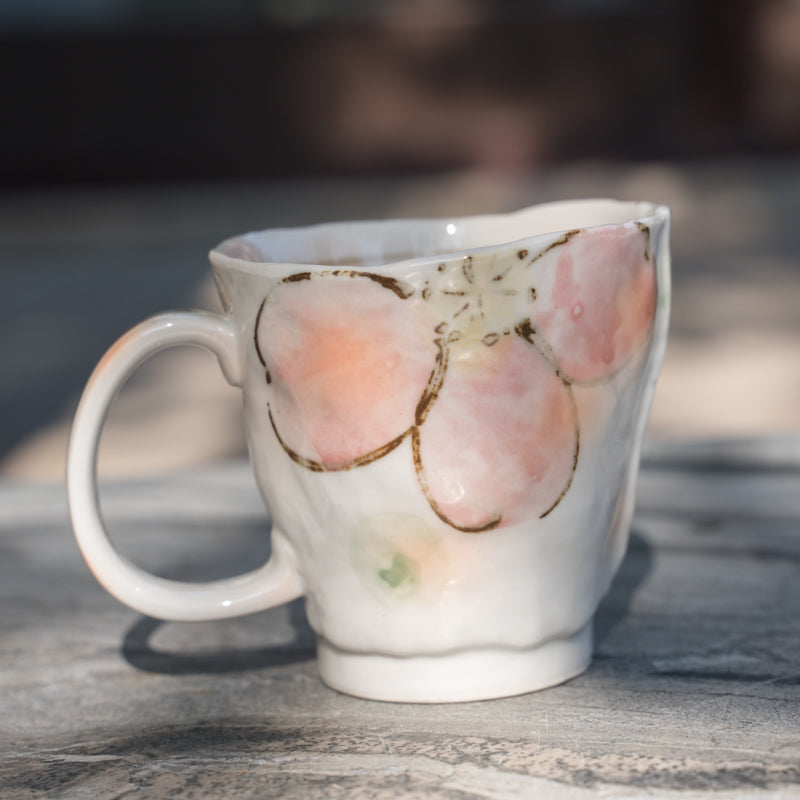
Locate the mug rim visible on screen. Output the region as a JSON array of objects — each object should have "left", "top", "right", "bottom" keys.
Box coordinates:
[{"left": 210, "top": 198, "right": 670, "bottom": 273}]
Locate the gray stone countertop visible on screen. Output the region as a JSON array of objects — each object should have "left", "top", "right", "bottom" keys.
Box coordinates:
[{"left": 1, "top": 439, "right": 799, "bottom": 799}]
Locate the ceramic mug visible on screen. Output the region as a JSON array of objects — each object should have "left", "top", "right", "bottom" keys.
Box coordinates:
[{"left": 68, "top": 199, "right": 670, "bottom": 702}]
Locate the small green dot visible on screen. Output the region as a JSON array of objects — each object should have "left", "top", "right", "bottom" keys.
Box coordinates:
[{"left": 378, "top": 552, "right": 417, "bottom": 589}]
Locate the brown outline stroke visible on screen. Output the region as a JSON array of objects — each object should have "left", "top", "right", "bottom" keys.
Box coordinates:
[
  {"left": 410, "top": 426, "right": 502, "bottom": 533},
  {"left": 513, "top": 318, "right": 581, "bottom": 519},
  {"left": 268, "top": 407, "right": 411, "bottom": 473},
  {"left": 256, "top": 269, "right": 417, "bottom": 473},
  {"left": 522, "top": 224, "right": 657, "bottom": 388},
  {"left": 254, "top": 270, "right": 414, "bottom": 368}
]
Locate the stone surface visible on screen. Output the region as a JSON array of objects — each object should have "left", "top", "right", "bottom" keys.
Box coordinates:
[{"left": 1, "top": 442, "right": 799, "bottom": 798}]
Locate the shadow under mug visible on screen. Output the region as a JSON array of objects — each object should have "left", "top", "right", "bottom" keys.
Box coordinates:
[{"left": 68, "top": 199, "right": 670, "bottom": 702}]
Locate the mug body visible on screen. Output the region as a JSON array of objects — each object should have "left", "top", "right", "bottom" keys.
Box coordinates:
[{"left": 210, "top": 199, "right": 670, "bottom": 702}]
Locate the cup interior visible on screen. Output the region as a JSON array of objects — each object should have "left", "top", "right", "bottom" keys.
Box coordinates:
[{"left": 214, "top": 199, "right": 665, "bottom": 269}]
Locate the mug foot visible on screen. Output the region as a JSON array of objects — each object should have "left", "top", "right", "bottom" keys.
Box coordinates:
[{"left": 317, "top": 623, "right": 592, "bottom": 703}]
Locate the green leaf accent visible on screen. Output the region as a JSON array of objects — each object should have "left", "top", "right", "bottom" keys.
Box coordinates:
[{"left": 378, "top": 552, "right": 417, "bottom": 589}]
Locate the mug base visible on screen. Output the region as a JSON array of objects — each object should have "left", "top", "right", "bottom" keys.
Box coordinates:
[{"left": 317, "top": 623, "right": 592, "bottom": 703}]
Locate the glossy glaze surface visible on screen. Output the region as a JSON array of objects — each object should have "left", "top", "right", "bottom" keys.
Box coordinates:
[{"left": 69, "top": 200, "right": 670, "bottom": 701}]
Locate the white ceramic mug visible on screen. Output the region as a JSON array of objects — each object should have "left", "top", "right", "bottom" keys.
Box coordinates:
[{"left": 68, "top": 199, "right": 670, "bottom": 702}]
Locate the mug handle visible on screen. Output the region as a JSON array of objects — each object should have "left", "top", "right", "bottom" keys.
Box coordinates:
[{"left": 67, "top": 311, "right": 305, "bottom": 621}]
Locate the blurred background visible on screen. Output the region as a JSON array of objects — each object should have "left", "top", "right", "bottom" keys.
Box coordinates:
[{"left": 1, "top": 0, "right": 799, "bottom": 482}]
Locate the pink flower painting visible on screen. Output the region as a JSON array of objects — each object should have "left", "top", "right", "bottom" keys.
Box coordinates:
[{"left": 254, "top": 224, "right": 656, "bottom": 533}]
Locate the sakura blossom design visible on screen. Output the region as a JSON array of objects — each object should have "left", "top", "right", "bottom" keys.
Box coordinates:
[{"left": 254, "top": 223, "right": 656, "bottom": 534}]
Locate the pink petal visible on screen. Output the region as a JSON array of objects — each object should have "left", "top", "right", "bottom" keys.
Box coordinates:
[
  {"left": 256, "top": 272, "right": 437, "bottom": 469},
  {"left": 415, "top": 335, "right": 578, "bottom": 530},
  {"left": 530, "top": 225, "right": 656, "bottom": 382}
]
